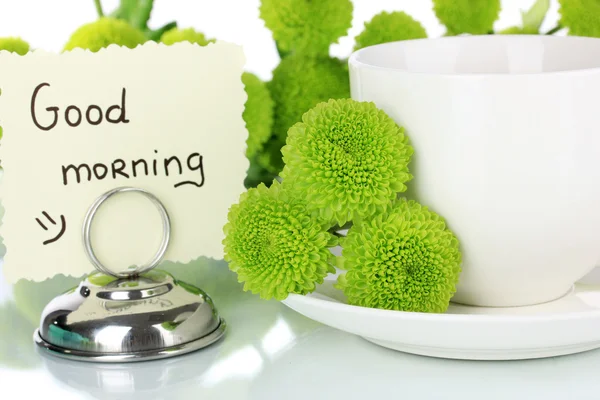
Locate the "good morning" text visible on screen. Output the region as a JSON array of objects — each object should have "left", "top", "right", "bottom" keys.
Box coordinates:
[
  {"left": 28, "top": 82, "right": 206, "bottom": 189},
  {"left": 61, "top": 150, "right": 205, "bottom": 189},
  {"left": 31, "top": 82, "right": 129, "bottom": 131}
]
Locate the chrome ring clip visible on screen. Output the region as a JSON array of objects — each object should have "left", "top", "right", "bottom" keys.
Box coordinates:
[{"left": 82, "top": 186, "right": 171, "bottom": 278}]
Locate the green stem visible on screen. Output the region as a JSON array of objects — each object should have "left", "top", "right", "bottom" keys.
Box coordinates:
[
  {"left": 93, "top": 0, "right": 104, "bottom": 17},
  {"left": 545, "top": 24, "right": 562, "bottom": 35}
]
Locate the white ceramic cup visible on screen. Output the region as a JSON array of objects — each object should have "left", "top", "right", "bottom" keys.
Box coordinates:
[{"left": 349, "top": 35, "right": 600, "bottom": 307}]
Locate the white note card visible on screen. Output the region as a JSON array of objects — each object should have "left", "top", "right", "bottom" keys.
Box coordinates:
[{"left": 0, "top": 41, "right": 249, "bottom": 283}]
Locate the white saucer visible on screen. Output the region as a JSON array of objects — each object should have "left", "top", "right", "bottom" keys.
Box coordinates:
[{"left": 282, "top": 278, "right": 600, "bottom": 360}]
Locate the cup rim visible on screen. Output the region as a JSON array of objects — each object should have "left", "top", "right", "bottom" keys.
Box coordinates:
[{"left": 349, "top": 34, "right": 600, "bottom": 77}]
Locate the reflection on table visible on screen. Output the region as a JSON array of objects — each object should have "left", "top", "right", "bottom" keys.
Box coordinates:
[{"left": 2, "top": 258, "right": 600, "bottom": 400}]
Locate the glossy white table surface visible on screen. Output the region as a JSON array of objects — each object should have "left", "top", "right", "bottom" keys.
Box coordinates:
[{"left": 3, "top": 258, "right": 600, "bottom": 400}]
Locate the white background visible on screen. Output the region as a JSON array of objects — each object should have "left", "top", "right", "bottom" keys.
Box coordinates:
[
  {"left": 0, "top": 2, "right": 594, "bottom": 398},
  {"left": 0, "top": 0, "right": 561, "bottom": 80}
]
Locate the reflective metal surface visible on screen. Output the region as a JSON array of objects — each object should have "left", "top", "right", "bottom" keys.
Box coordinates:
[{"left": 35, "top": 269, "right": 225, "bottom": 362}]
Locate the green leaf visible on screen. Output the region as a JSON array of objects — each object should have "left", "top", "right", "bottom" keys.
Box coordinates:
[
  {"left": 521, "top": 0, "right": 550, "bottom": 32},
  {"left": 146, "top": 21, "right": 178, "bottom": 42},
  {"left": 129, "top": 0, "right": 154, "bottom": 31},
  {"left": 110, "top": 0, "right": 154, "bottom": 32},
  {"left": 110, "top": 0, "right": 138, "bottom": 20}
]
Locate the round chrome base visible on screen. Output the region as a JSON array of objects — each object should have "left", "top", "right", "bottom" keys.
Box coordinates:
[{"left": 34, "top": 318, "right": 226, "bottom": 363}]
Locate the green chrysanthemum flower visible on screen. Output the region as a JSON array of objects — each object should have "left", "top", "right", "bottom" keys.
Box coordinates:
[
  {"left": 354, "top": 12, "right": 427, "bottom": 51},
  {"left": 63, "top": 17, "right": 146, "bottom": 52},
  {"left": 223, "top": 181, "right": 337, "bottom": 300},
  {"left": 160, "top": 27, "right": 215, "bottom": 46},
  {"left": 337, "top": 199, "right": 462, "bottom": 313},
  {"left": 281, "top": 99, "right": 414, "bottom": 227},
  {"left": 242, "top": 72, "right": 275, "bottom": 159},
  {"left": 559, "top": 0, "right": 600, "bottom": 37},
  {"left": 260, "top": 0, "right": 353, "bottom": 56},
  {"left": 0, "top": 37, "right": 30, "bottom": 55},
  {"left": 433, "top": 0, "right": 501, "bottom": 35},
  {"left": 269, "top": 55, "right": 350, "bottom": 141}
]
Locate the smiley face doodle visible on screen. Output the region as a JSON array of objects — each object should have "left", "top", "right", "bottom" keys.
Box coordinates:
[{"left": 35, "top": 211, "right": 66, "bottom": 245}]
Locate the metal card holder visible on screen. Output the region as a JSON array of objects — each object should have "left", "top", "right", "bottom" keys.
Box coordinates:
[{"left": 34, "top": 187, "right": 225, "bottom": 363}]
